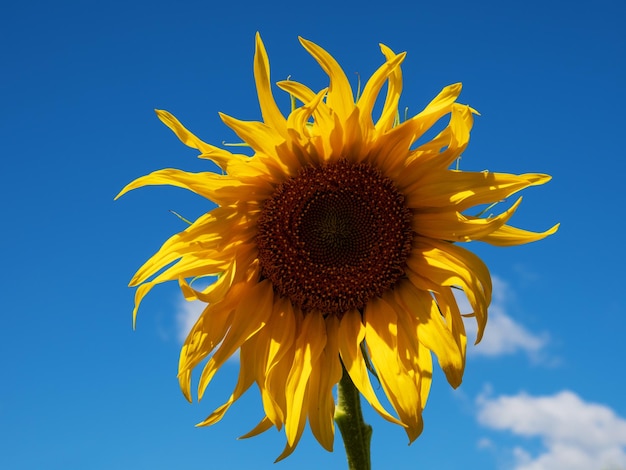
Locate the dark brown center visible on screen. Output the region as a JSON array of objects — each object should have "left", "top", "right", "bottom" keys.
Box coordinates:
[{"left": 256, "top": 159, "right": 413, "bottom": 316}]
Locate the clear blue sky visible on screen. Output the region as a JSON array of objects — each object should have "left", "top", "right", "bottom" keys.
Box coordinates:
[{"left": 1, "top": 0, "right": 624, "bottom": 469}]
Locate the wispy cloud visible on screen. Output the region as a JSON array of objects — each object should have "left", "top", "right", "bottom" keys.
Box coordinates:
[
  {"left": 458, "top": 276, "right": 550, "bottom": 359},
  {"left": 477, "top": 390, "right": 626, "bottom": 470},
  {"left": 469, "top": 305, "right": 549, "bottom": 358}
]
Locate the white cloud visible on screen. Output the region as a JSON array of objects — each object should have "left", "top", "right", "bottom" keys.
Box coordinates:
[
  {"left": 458, "top": 276, "right": 549, "bottom": 359},
  {"left": 470, "top": 305, "right": 548, "bottom": 358},
  {"left": 477, "top": 437, "right": 495, "bottom": 449},
  {"left": 175, "top": 299, "right": 205, "bottom": 342},
  {"left": 477, "top": 390, "right": 626, "bottom": 470}
]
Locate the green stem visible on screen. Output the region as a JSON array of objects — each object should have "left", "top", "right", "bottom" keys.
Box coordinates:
[{"left": 334, "top": 364, "right": 372, "bottom": 470}]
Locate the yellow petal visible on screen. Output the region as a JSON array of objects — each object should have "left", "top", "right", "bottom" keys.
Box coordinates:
[
  {"left": 391, "top": 291, "right": 433, "bottom": 408},
  {"left": 393, "top": 282, "right": 464, "bottom": 388},
  {"left": 337, "top": 310, "right": 404, "bottom": 426},
  {"left": 284, "top": 311, "right": 327, "bottom": 446},
  {"left": 412, "top": 197, "right": 523, "bottom": 242},
  {"left": 130, "top": 281, "right": 156, "bottom": 328},
  {"left": 133, "top": 253, "right": 230, "bottom": 295},
  {"left": 367, "top": 115, "right": 419, "bottom": 175},
  {"left": 299, "top": 37, "right": 354, "bottom": 120},
  {"left": 416, "top": 83, "right": 462, "bottom": 119},
  {"left": 219, "top": 113, "right": 284, "bottom": 158},
  {"left": 155, "top": 109, "right": 209, "bottom": 151},
  {"left": 307, "top": 315, "right": 342, "bottom": 451},
  {"left": 263, "top": 344, "right": 294, "bottom": 429},
  {"left": 276, "top": 79, "right": 317, "bottom": 103},
  {"left": 286, "top": 88, "right": 327, "bottom": 134},
  {"left": 254, "top": 33, "right": 287, "bottom": 135},
  {"left": 178, "top": 297, "right": 235, "bottom": 400},
  {"left": 357, "top": 51, "right": 406, "bottom": 130},
  {"left": 369, "top": 85, "right": 463, "bottom": 178},
  {"left": 239, "top": 416, "right": 273, "bottom": 439},
  {"left": 433, "top": 286, "right": 468, "bottom": 370},
  {"left": 405, "top": 170, "right": 551, "bottom": 211},
  {"left": 264, "top": 298, "right": 297, "bottom": 378},
  {"left": 260, "top": 298, "right": 298, "bottom": 427},
  {"left": 219, "top": 113, "right": 302, "bottom": 176},
  {"left": 178, "top": 261, "right": 236, "bottom": 305},
  {"left": 341, "top": 107, "right": 366, "bottom": 160},
  {"left": 285, "top": 88, "right": 329, "bottom": 167},
  {"left": 415, "top": 343, "right": 433, "bottom": 409},
  {"left": 197, "top": 280, "right": 274, "bottom": 399},
  {"left": 364, "top": 298, "right": 424, "bottom": 442},
  {"left": 481, "top": 222, "right": 560, "bottom": 246},
  {"left": 407, "top": 83, "right": 463, "bottom": 141},
  {"left": 115, "top": 168, "right": 264, "bottom": 205},
  {"left": 154, "top": 109, "right": 250, "bottom": 173},
  {"left": 196, "top": 335, "right": 256, "bottom": 426},
  {"left": 130, "top": 208, "right": 248, "bottom": 286},
  {"left": 407, "top": 103, "right": 475, "bottom": 171},
  {"left": 407, "top": 239, "right": 492, "bottom": 343},
  {"left": 274, "top": 414, "right": 307, "bottom": 463},
  {"left": 131, "top": 238, "right": 250, "bottom": 299},
  {"left": 375, "top": 44, "right": 403, "bottom": 133}
]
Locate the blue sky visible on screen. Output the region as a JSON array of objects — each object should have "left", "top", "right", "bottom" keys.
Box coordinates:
[{"left": 1, "top": 0, "right": 625, "bottom": 469}]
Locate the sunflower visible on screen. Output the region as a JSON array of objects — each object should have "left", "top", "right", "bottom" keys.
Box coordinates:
[{"left": 117, "top": 34, "right": 558, "bottom": 460}]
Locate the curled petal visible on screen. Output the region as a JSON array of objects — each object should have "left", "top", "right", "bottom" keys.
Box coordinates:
[
  {"left": 357, "top": 52, "right": 406, "bottom": 130},
  {"left": 239, "top": 416, "right": 273, "bottom": 439},
  {"left": 155, "top": 109, "right": 252, "bottom": 174},
  {"left": 407, "top": 239, "right": 492, "bottom": 343},
  {"left": 393, "top": 282, "right": 464, "bottom": 388},
  {"left": 375, "top": 44, "right": 403, "bottom": 133},
  {"left": 299, "top": 37, "right": 354, "bottom": 120},
  {"left": 412, "top": 197, "right": 524, "bottom": 242},
  {"left": 481, "top": 222, "right": 560, "bottom": 246}
]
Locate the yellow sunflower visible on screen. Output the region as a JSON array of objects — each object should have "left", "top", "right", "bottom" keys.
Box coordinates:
[{"left": 117, "top": 34, "right": 558, "bottom": 460}]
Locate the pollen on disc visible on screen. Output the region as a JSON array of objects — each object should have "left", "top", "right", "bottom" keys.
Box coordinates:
[{"left": 256, "top": 159, "right": 413, "bottom": 316}]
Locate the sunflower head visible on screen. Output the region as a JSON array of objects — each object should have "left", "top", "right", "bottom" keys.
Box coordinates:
[{"left": 117, "top": 33, "right": 558, "bottom": 460}]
